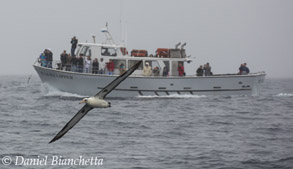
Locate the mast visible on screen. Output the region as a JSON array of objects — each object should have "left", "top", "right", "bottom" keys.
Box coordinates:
[{"left": 101, "top": 23, "right": 116, "bottom": 45}]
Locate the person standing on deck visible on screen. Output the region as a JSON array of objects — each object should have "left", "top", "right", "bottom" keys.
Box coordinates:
[
  {"left": 143, "top": 62, "right": 152, "bottom": 76},
  {"left": 119, "top": 63, "right": 126, "bottom": 75},
  {"left": 71, "top": 36, "right": 78, "bottom": 56},
  {"left": 92, "top": 58, "right": 99, "bottom": 74},
  {"left": 238, "top": 64, "right": 244, "bottom": 75},
  {"left": 177, "top": 63, "right": 185, "bottom": 76},
  {"left": 85, "top": 56, "right": 91, "bottom": 73},
  {"left": 60, "top": 50, "right": 67, "bottom": 70},
  {"left": 65, "top": 53, "right": 72, "bottom": 71},
  {"left": 106, "top": 59, "right": 115, "bottom": 75},
  {"left": 39, "top": 50, "right": 48, "bottom": 67},
  {"left": 153, "top": 66, "right": 160, "bottom": 76},
  {"left": 163, "top": 66, "right": 169, "bottom": 77},
  {"left": 46, "top": 49, "right": 53, "bottom": 68},
  {"left": 204, "top": 62, "right": 212, "bottom": 76},
  {"left": 196, "top": 65, "right": 204, "bottom": 76},
  {"left": 242, "top": 63, "right": 250, "bottom": 75},
  {"left": 77, "top": 54, "right": 84, "bottom": 72},
  {"left": 99, "top": 58, "right": 105, "bottom": 74}
]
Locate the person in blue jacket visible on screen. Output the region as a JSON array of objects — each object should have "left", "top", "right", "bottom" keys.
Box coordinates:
[{"left": 39, "top": 50, "right": 48, "bottom": 67}]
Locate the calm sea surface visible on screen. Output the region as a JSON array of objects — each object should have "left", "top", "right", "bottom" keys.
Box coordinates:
[{"left": 0, "top": 75, "right": 293, "bottom": 169}]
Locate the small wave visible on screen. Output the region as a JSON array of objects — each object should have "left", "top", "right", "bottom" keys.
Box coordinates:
[
  {"left": 45, "top": 91, "right": 87, "bottom": 98},
  {"left": 42, "top": 84, "right": 88, "bottom": 98},
  {"left": 45, "top": 88, "right": 88, "bottom": 98},
  {"left": 276, "top": 93, "right": 293, "bottom": 97},
  {"left": 137, "top": 94, "right": 206, "bottom": 99}
]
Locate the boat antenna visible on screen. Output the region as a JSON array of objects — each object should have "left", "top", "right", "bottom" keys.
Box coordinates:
[
  {"left": 101, "top": 22, "right": 116, "bottom": 45},
  {"left": 120, "top": 0, "right": 123, "bottom": 45},
  {"left": 175, "top": 42, "right": 181, "bottom": 49},
  {"left": 91, "top": 34, "right": 96, "bottom": 43},
  {"left": 125, "top": 21, "right": 128, "bottom": 48},
  {"left": 181, "top": 42, "right": 186, "bottom": 49},
  {"left": 119, "top": 0, "right": 127, "bottom": 48}
]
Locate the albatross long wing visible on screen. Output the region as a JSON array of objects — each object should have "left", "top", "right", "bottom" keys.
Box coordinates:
[
  {"left": 95, "top": 60, "right": 142, "bottom": 99},
  {"left": 49, "top": 104, "right": 93, "bottom": 143},
  {"left": 49, "top": 60, "right": 142, "bottom": 143}
]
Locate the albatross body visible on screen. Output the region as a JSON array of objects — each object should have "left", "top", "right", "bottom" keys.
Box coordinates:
[
  {"left": 80, "top": 97, "right": 110, "bottom": 108},
  {"left": 49, "top": 60, "right": 142, "bottom": 143}
]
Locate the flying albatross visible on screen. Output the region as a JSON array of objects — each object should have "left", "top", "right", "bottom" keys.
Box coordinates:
[{"left": 49, "top": 60, "right": 142, "bottom": 143}]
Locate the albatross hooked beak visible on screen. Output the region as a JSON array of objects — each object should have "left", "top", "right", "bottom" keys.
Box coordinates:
[{"left": 79, "top": 98, "right": 87, "bottom": 104}]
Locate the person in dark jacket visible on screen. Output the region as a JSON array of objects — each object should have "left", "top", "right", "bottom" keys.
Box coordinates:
[
  {"left": 60, "top": 50, "right": 67, "bottom": 70},
  {"left": 92, "top": 58, "right": 99, "bottom": 74},
  {"left": 196, "top": 65, "right": 204, "bottom": 76},
  {"left": 163, "top": 66, "right": 169, "bottom": 77},
  {"left": 71, "top": 36, "right": 78, "bottom": 56},
  {"left": 242, "top": 63, "right": 250, "bottom": 75},
  {"left": 238, "top": 64, "right": 244, "bottom": 75},
  {"left": 204, "top": 62, "right": 212, "bottom": 76},
  {"left": 77, "top": 54, "right": 84, "bottom": 73},
  {"left": 46, "top": 49, "right": 53, "bottom": 68}
]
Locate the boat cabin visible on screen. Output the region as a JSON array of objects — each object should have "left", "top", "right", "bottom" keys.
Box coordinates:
[{"left": 75, "top": 41, "right": 190, "bottom": 76}]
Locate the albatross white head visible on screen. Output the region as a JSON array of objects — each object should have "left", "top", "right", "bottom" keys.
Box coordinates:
[{"left": 80, "top": 97, "right": 111, "bottom": 108}]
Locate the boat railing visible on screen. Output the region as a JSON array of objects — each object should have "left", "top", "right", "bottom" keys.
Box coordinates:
[{"left": 34, "top": 58, "right": 266, "bottom": 77}]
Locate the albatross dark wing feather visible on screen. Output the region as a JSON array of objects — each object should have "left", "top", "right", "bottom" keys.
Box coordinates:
[{"left": 49, "top": 105, "right": 93, "bottom": 143}]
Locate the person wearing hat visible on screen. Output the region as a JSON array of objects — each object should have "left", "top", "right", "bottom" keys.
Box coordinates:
[{"left": 143, "top": 62, "right": 152, "bottom": 76}]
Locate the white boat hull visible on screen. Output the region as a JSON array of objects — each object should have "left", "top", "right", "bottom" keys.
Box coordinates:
[{"left": 33, "top": 65, "right": 266, "bottom": 97}]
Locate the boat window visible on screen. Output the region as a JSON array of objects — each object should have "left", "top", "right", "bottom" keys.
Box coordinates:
[
  {"left": 146, "top": 60, "right": 161, "bottom": 70},
  {"left": 163, "top": 61, "right": 170, "bottom": 70},
  {"left": 79, "top": 46, "right": 89, "bottom": 56},
  {"left": 76, "top": 44, "right": 82, "bottom": 56},
  {"left": 113, "top": 60, "right": 126, "bottom": 69},
  {"left": 128, "top": 60, "right": 143, "bottom": 70},
  {"left": 86, "top": 49, "right": 91, "bottom": 57},
  {"left": 101, "top": 47, "right": 117, "bottom": 56}
]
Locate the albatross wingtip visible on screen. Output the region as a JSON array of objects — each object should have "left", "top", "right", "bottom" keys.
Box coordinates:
[{"left": 49, "top": 137, "right": 58, "bottom": 144}]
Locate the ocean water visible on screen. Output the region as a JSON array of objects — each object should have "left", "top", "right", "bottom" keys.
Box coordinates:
[{"left": 0, "top": 75, "right": 293, "bottom": 169}]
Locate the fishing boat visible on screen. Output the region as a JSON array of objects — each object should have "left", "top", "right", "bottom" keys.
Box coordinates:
[{"left": 33, "top": 26, "right": 266, "bottom": 97}]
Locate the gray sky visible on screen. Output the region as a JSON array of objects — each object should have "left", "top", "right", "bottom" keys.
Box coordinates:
[{"left": 0, "top": 0, "right": 292, "bottom": 78}]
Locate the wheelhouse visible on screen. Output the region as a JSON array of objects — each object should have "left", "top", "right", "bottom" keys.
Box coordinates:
[{"left": 75, "top": 41, "right": 191, "bottom": 76}]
